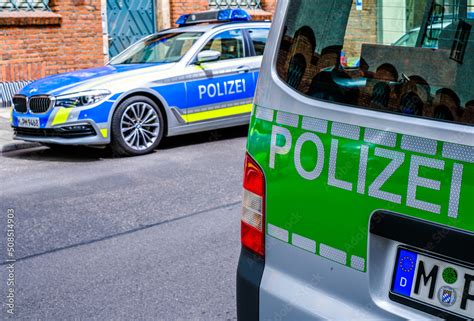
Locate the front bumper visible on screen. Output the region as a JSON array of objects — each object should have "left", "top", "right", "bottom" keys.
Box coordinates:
[
  {"left": 11, "top": 100, "right": 114, "bottom": 146},
  {"left": 12, "top": 121, "right": 109, "bottom": 145}
]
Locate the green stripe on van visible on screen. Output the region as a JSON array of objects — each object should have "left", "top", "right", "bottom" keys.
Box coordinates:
[{"left": 248, "top": 106, "right": 473, "bottom": 272}]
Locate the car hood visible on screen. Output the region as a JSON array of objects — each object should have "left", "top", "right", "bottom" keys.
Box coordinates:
[{"left": 19, "top": 63, "right": 173, "bottom": 97}]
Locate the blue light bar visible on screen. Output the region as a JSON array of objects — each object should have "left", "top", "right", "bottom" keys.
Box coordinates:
[
  {"left": 176, "top": 14, "right": 189, "bottom": 26},
  {"left": 217, "top": 9, "right": 251, "bottom": 22},
  {"left": 176, "top": 9, "right": 251, "bottom": 26}
]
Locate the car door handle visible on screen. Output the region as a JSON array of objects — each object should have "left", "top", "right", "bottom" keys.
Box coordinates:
[{"left": 236, "top": 65, "right": 251, "bottom": 73}]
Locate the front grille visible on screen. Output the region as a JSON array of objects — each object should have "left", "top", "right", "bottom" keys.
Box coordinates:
[
  {"left": 13, "top": 96, "right": 27, "bottom": 113},
  {"left": 29, "top": 96, "right": 52, "bottom": 113},
  {"left": 14, "top": 125, "right": 96, "bottom": 139}
]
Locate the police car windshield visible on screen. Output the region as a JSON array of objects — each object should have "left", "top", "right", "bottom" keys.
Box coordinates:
[{"left": 110, "top": 32, "right": 203, "bottom": 64}]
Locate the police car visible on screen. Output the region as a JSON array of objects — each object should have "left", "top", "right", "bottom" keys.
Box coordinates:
[
  {"left": 238, "top": 0, "right": 473, "bottom": 320},
  {"left": 11, "top": 9, "right": 270, "bottom": 156}
]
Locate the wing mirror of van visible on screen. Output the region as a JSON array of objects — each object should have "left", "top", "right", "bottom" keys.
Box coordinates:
[{"left": 196, "top": 50, "right": 221, "bottom": 64}]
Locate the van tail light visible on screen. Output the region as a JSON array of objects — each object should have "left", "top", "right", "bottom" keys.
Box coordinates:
[{"left": 241, "top": 153, "right": 265, "bottom": 257}]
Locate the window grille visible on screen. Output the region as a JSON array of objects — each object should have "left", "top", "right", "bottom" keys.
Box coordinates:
[
  {"left": 0, "top": 0, "right": 51, "bottom": 12},
  {"left": 209, "top": 0, "right": 262, "bottom": 10}
]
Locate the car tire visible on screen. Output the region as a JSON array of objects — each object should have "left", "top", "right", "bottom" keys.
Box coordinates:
[{"left": 110, "top": 95, "right": 164, "bottom": 157}]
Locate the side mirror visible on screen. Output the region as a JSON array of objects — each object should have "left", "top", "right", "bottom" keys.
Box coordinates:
[{"left": 196, "top": 50, "right": 221, "bottom": 64}]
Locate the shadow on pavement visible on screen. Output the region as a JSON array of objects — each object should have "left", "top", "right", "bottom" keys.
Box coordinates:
[
  {"left": 1, "top": 145, "right": 110, "bottom": 162},
  {"left": 1, "top": 125, "right": 249, "bottom": 162},
  {"left": 159, "top": 125, "right": 248, "bottom": 150}
]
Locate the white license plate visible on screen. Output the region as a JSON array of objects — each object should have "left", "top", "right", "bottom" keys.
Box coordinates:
[
  {"left": 18, "top": 117, "right": 40, "bottom": 128},
  {"left": 392, "top": 247, "right": 474, "bottom": 318}
]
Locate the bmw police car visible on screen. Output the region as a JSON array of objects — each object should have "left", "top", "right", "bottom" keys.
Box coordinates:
[{"left": 11, "top": 9, "right": 270, "bottom": 156}]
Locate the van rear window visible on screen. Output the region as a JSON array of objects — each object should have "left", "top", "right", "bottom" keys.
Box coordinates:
[{"left": 276, "top": 0, "right": 474, "bottom": 125}]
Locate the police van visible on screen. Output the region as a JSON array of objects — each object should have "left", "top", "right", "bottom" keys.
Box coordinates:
[
  {"left": 237, "top": 0, "right": 473, "bottom": 320},
  {"left": 11, "top": 10, "right": 270, "bottom": 156}
]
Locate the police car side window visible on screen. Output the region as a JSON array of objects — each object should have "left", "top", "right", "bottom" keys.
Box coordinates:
[
  {"left": 202, "top": 29, "right": 245, "bottom": 61},
  {"left": 247, "top": 28, "right": 270, "bottom": 56}
]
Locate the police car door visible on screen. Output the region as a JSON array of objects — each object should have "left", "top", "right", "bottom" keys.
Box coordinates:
[{"left": 183, "top": 28, "right": 256, "bottom": 123}]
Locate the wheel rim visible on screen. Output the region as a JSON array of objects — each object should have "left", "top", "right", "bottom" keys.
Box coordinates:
[{"left": 120, "top": 102, "right": 160, "bottom": 151}]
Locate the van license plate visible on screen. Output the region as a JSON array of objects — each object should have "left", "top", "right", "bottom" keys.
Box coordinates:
[
  {"left": 391, "top": 248, "right": 474, "bottom": 318},
  {"left": 18, "top": 117, "right": 40, "bottom": 128}
]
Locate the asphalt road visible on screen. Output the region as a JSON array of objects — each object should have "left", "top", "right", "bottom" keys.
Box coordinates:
[{"left": 0, "top": 126, "right": 249, "bottom": 320}]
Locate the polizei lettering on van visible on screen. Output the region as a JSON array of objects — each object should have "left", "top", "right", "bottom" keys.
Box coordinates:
[
  {"left": 270, "top": 124, "right": 465, "bottom": 218},
  {"left": 198, "top": 78, "right": 247, "bottom": 100}
]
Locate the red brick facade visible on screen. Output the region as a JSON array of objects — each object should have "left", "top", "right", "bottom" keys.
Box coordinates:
[
  {"left": 0, "top": 0, "right": 104, "bottom": 82},
  {"left": 0, "top": 0, "right": 277, "bottom": 83},
  {"left": 170, "top": 0, "right": 209, "bottom": 26}
]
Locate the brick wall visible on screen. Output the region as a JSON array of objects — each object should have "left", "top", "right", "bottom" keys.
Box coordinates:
[
  {"left": 170, "top": 0, "right": 208, "bottom": 26},
  {"left": 0, "top": 0, "right": 278, "bottom": 83},
  {"left": 344, "top": 0, "right": 377, "bottom": 58},
  {"left": 261, "top": 0, "right": 277, "bottom": 13},
  {"left": 0, "top": 0, "right": 105, "bottom": 82}
]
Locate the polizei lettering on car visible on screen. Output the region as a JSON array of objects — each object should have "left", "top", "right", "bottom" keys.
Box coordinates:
[{"left": 198, "top": 78, "right": 247, "bottom": 100}]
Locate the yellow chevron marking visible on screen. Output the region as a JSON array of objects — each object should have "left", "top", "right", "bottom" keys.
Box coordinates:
[
  {"left": 51, "top": 108, "right": 73, "bottom": 126},
  {"left": 100, "top": 129, "right": 108, "bottom": 138},
  {"left": 183, "top": 104, "right": 252, "bottom": 123}
]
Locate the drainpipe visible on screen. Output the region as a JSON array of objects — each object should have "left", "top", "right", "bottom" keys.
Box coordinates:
[{"left": 157, "top": 0, "right": 171, "bottom": 31}]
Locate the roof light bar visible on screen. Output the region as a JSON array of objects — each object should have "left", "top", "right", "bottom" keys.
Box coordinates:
[{"left": 176, "top": 9, "right": 251, "bottom": 26}]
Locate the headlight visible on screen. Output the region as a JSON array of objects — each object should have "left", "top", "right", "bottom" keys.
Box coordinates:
[{"left": 54, "top": 90, "right": 111, "bottom": 108}]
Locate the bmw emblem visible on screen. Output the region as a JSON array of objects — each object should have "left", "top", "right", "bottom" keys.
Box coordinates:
[{"left": 438, "top": 286, "right": 457, "bottom": 307}]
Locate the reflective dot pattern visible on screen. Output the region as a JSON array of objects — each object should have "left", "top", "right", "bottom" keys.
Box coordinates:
[
  {"left": 331, "top": 122, "right": 361, "bottom": 140},
  {"left": 267, "top": 223, "right": 289, "bottom": 242},
  {"left": 407, "top": 155, "right": 444, "bottom": 214},
  {"left": 442, "top": 143, "right": 474, "bottom": 164},
  {"left": 448, "top": 163, "right": 463, "bottom": 218},
  {"left": 268, "top": 224, "right": 363, "bottom": 271},
  {"left": 367, "top": 148, "right": 404, "bottom": 204},
  {"left": 357, "top": 145, "right": 369, "bottom": 194},
  {"left": 319, "top": 243, "right": 347, "bottom": 265},
  {"left": 364, "top": 128, "right": 397, "bottom": 148},
  {"left": 276, "top": 111, "right": 299, "bottom": 128},
  {"left": 255, "top": 106, "right": 274, "bottom": 122},
  {"left": 301, "top": 116, "right": 328, "bottom": 133},
  {"left": 401, "top": 135, "right": 437, "bottom": 155},
  {"left": 292, "top": 233, "right": 316, "bottom": 253},
  {"left": 351, "top": 255, "right": 365, "bottom": 271}
]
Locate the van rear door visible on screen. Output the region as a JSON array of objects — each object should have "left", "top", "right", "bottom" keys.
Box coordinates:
[{"left": 241, "top": 0, "right": 474, "bottom": 319}]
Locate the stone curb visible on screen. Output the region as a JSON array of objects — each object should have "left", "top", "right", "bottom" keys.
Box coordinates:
[{"left": 0, "top": 141, "right": 41, "bottom": 154}]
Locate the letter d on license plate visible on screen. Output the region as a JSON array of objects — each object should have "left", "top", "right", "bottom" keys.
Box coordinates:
[
  {"left": 391, "top": 248, "right": 474, "bottom": 318},
  {"left": 18, "top": 117, "right": 40, "bottom": 128}
]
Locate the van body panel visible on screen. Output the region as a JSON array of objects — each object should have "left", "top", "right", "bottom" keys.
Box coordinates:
[{"left": 239, "top": 0, "right": 474, "bottom": 319}]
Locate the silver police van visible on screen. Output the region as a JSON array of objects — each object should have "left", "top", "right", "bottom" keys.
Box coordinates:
[{"left": 238, "top": 0, "right": 474, "bottom": 320}]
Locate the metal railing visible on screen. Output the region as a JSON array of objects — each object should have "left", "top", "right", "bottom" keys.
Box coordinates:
[
  {"left": 209, "top": 0, "right": 262, "bottom": 10},
  {"left": 0, "top": 0, "right": 51, "bottom": 12},
  {"left": 0, "top": 81, "right": 31, "bottom": 109}
]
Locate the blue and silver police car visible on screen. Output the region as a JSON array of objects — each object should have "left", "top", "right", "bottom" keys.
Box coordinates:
[{"left": 11, "top": 10, "right": 270, "bottom": 156}]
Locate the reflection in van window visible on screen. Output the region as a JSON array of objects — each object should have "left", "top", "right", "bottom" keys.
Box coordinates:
[{"left": 276, "top": 0, "right": 474, "bottom": 125}]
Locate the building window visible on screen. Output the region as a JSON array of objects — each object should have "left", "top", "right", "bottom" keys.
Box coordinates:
[
  {"left": 0, "top": 0, "right": 51, "bottom": 12},
  {"left": 209, "top": 0, "right": 262, "bottom": 10}
]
